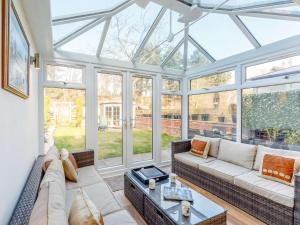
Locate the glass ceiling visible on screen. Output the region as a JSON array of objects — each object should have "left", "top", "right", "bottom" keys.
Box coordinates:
[{"left": 50, "top": 0, "right": 300, "bottom": 72}]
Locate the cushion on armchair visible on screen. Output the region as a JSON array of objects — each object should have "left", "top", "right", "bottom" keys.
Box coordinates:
[
  {"left": 42, "top": 145, "right": 60, "bottom": 172},
  {"left": 217, "top": 139, "right": 257, "bottom": 169}
]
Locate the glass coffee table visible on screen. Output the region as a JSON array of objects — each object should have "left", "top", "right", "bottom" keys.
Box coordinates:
[{"left": 124, "top": 171, "right": 226, "bottom": 225}]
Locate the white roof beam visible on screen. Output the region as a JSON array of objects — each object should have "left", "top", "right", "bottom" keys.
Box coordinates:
[
  {"left": 161, "top": 38, "right": 185, "bottom": 68},
  {"left": 54, "top": 17, "right": 106, "bottom": 49},
  {"left": 229, "top": 15, "right": 261, "bottom": 49},
  {"left": 183, "top": 23, "right": 189, "bottom": 71},
  {"left": 52, "top": 0, "right": 134, "bottom": 25},
  {"left": 188, "top": 35, "right": 215, "bottom": 62},
  {"left": 231, "top": 0, "right": 294, "bottom": 12},
  {"left": 132, "top": 7, "right": 167, "bottom": 62},
  {"left": 96, "top": 17, "right": 111, "bottom": 57}
]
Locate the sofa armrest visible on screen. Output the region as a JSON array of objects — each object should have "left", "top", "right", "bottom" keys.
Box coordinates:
[
  {"left": 295, "top": 172, "right": 300, "bottom": 224},
  {"left": 72, "top": 150, "right": 94, "bottom": 168},
  {"left": 171, "top": 140, "right": 191, "bottom": 156}
]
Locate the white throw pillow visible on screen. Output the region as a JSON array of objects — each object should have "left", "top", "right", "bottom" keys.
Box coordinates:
[{"left": 217, "top": 139, "right": 257, "bottom": 169}]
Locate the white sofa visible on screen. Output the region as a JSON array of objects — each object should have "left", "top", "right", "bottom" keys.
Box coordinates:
[{"left": 172, "top": 137, "right": 300, "bottom": 225}]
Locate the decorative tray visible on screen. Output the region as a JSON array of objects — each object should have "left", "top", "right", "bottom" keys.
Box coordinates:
[{"left": 132, "top": 165, "right": 169, "bottom": 184}]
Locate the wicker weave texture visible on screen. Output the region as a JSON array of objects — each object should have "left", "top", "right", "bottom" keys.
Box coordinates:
[
  {"left": 172, "top": 140, "right": 296, "bottom": 225},
  {"left": 9, "top": 156, "right": 44, "bottom": 225},
  {"left": 72, "top": 150, "right": 94, "bottom": 168}
]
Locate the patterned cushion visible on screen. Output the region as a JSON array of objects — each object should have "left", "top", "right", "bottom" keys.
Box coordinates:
[
  {"left": 259, "top": 153, "right": 300, "bottom": 186},
  {"left": 194, "top": 135, "right": 221, "bottom": 157},
  {"left": 190, "top": 138, "right": 210, "bottom": 158}
]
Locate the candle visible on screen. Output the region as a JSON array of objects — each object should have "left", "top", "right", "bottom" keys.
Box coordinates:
[
  {"left": 149, "top": 179, "right": 156, "bottom": 190},
  {"left": 181, "top": 201, "right": 191, "bottom": 217},
  {"left": 170, "top": 173, "right": 177, "bottom": 183}
]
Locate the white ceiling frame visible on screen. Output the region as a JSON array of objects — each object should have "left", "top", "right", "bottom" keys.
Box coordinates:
[
  {"left": 229, "top": 15, "right": 261, "bottom": 49},
  {"left": 230, "top": 0, "right": 294, "bottom": 12},
  {"left": 96, "top": 17, "right": 112, "bottom": 57},
  {"left": 52, "top": 0, "right": 134, "bottom": 25},
  {"left": 161, "top": 38, "right": 185, "bottom": 68},
  {"left": 183, "top": 23, "right": 189, "bottom": 71},
  {"left": 53, "top": 0, "right": 134, "bottom": 50},
  {"left": 132, "top": 7, "right": 167, "bottom": 63},
  {"left": 54, "top": 17, "right": 106, "bottom": 49},
  {"left": 188, "top": 35, "right": 215, "bottom": 62}
]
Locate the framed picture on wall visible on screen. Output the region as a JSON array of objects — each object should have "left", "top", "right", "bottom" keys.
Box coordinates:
[{"left": 2, "top": 0, "right": 30, "bottom": 99}]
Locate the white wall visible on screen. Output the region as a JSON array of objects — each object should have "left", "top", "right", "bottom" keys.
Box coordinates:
[{"left": 0, "top": 1, "right": 39, "bottom": 224}]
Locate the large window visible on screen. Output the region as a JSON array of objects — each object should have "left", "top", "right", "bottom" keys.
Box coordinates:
[
  {"left": 189, "top": 91, "right": 237, "bottom": 140},
  {"left": 46, "top": 65, "right": 83, "bottom": 83},
  {"left": 246, "top": 55, "right": 300, "bottom": 81},
  {"left": 161, "top": 95, "right": 182, "bottom": 161},
  {"left": 190, "top": 70, "right": 235, "bottom": 90},
  {"left": 44, "top": 88, "right": 86, "bottom": 152},
  {"left": 242, "top": 83, "right": 300, "bottom": 150}
]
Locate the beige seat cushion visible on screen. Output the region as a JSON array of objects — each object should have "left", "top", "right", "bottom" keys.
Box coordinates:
[
  {"left": 29, "top": 181, "right": 68, "bottom": 225},
  {"left": 194, "top": 135, "right": 221, "bottom": 157},
  {"left": 69, "top": 189, "right": 104, "bottom": 225},
  {"left": 42, "top": 145, "right": 60, "bottom": 172},
  {"left": 218, "top": 139, "right": 257, "bottom": 169},
  {"left": 198, "top": 160, "right": 250, "bottom": 183},
  {"left": 234, "top": 170, "right": 294, "bottom": 208},
  {"left": 253, "top": 145, "right": 300, "bottom": 170},
  {"left": 66, "top": 182, "right": 121, "bottom": 216},
  {"left": 40, "top": 159, "right": 65, "bottom": 197},
  {"left": 66, "top": 166, "right": 104, "bottom": 190},
  {"left": 103, "top": 210, "right": 137, "bottom": 225},
  {"left": 174, "top": 152, "right": 216, "bottom": 168}
]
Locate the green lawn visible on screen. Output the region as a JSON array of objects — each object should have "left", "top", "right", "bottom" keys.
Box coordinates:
[{"left": 53, "top": 127, "right": 179, "bottom": 159}]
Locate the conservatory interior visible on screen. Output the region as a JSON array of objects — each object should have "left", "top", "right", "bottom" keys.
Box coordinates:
[{"left": 2, "top": 0, "right": 300, "bottom": 225}]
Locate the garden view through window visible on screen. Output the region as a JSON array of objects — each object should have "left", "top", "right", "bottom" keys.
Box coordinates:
[
  {"left": 190, "top": 70, "right": 235, "bottom": 90},
  {"left": 161, "top": 95, "right": 182, "bottom": 161},
  {"left": 44, "top": 88, "right": 86, "bottom": 152},
  {"left": 98, "top": 73, "right": 123, "bottom": 168},
  {"left": 242, "top": 83, "right": 300, "bottom": 150},
  {"left": 189, "top": 91, "right": 237, "bottom": 140}
]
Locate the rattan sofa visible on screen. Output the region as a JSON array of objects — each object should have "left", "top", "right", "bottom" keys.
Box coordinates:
[
  {"left": 8, "top": 149, "right": 137, "bottom": 225},
  {"left": 171, "top": 138, "right": 300, "bottom": 225}
]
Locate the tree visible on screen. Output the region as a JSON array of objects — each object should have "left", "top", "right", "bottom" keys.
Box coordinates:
[{"left": 75, "top": 98, "right": 83, "bottom": 127}]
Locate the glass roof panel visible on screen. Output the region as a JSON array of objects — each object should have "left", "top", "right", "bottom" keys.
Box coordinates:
[
  {"left": 52, "top": 20, "right": 93, "bottom": 43},
  {"left": 101, "top": 3, "right": 161, "bottom": 61},
  {"left": 165, "top": 45, "right": 185, "bottom": 70},
  {"left": 187, "top": 41, "right": 211, "bottom": 69},
  {"left": 240, "top": 16, "right": 300, "bottom": 46},
  {"left": 262, "top": 6, "right": 300, "bottom": 16},
  {"left": 189, "top": 13, "right": 253, "bottom": 60},
  {"left": 58, "top": 23, "right": 104, "bottom": 55},
  {"left": 180, "top": 0, "right": 287, "bottom": 10},
  {"left": 138, "top": 9, "right": 184, "bottom": 66},
  {"left": 50, "top": 0, "right": 125, "bottom": 18}
]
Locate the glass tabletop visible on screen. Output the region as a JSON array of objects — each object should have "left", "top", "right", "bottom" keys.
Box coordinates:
[{"left": 126, "top": 171, "right": 226, "bottom": 225}]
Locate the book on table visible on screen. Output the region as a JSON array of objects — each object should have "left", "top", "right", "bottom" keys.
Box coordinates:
[{"left": 163, "top": 186, "right": 194, "bottom": 202}]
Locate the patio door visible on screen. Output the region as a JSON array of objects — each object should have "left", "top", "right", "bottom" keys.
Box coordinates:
[
  {"left": 97, "top": 72, "right": 124, "bottom": 169},
  {"left": 130, "top": 75, "right": 153, "bottom": 164},
  {"left": 97, "top": 72, "right": 154, "bottom": 169}
]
